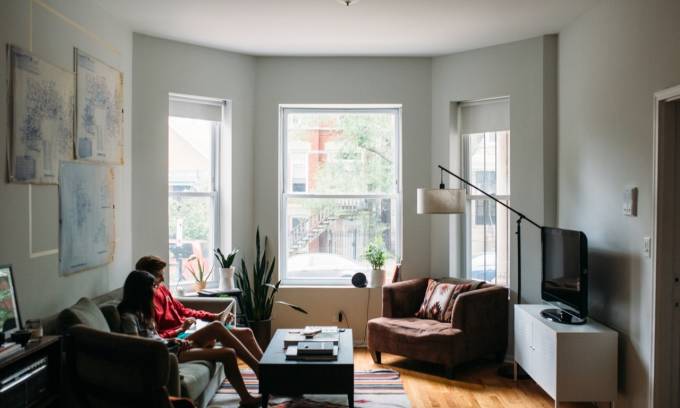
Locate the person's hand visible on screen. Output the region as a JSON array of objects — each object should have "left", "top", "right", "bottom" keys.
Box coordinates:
[
  {"left": 180, "top": 318, "right": 196, "bottom": 331},
  {"left": 177, "top": 339, "right": 192, "bottom": 353},
  {"left": 217, "top": 310, "right": 235, "bottom": 324}
]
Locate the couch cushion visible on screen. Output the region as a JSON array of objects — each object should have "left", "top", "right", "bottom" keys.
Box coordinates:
[
  {"left": 59, "top": 297, "right": 111, "bottom": 333},
  {"left": 415, "top": 279, "right": 473, "bottom": 322},
  {"left": 367, "top": 317, "right": 464, "bottom": 365},
  {"left": 99, "top": 302, "right": 121, "bottom": 333},
  {"left": 438, "top": 277, "right": 485, "bottom": 290},
  {"left": 179, "top": 361, "right": 215, "bottom": 400}
]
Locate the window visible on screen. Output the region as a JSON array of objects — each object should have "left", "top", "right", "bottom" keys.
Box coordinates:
[
  {"left": 461, "top": 98, "right": 510, "bottom": 286},
  {"left": 280, "top": 106, "right": 401, "bottom": 285},
  {"left": 168, "top": 95, "right": 225, "bottom": 288}
]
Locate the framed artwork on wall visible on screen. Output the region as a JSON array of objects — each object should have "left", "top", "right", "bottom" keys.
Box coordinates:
[
  {"left": 74, "top": 48, "right": 124, "bottom": 164},
  {"left": 8, "top": 45, "right": 75, "bottom": 184},
  {"left": 59, "top": 161, "right": 116, "bottom": 275}
]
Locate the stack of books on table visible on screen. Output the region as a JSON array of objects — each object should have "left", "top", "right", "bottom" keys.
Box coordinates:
[
  {"left": 286, "top": 341, "right": 338, "bottom": 361},
  {"left": 0, "top": 342, "right": 24, "bottom": 361},
  {"left": 285, "top": 326, "right": 340, "bottom": 361}
]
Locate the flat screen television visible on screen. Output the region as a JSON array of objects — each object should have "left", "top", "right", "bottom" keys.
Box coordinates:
[
  {"left": 0, "top": 265, "right": 21, "bottom": 337},
  {"left": 541, "top": 227, "right": 588, "bottom": 324}
]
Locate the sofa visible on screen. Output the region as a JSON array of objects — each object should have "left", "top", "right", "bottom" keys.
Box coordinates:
[
  {"left": 366, "top": 278, "right": 508, "bottom": 377},
  {"left": 43, "top": 289, "right": 231, "bottom": 408}
]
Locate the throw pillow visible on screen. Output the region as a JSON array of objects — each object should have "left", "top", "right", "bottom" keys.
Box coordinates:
[
  {"left": 58, "top": 297, "right": 111, "bottom": 333},
  {"left": 415, "top": 279, "right": 473, "bottom": 322}
]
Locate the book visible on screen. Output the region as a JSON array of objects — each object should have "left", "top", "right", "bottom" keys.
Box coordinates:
[
  {"left": 285, "top": 345, "right": 338, "bottom": 361},
  {"left": 297, "top": 341, "right": 335, "bottom": 355},
  {"left": 304, "top": 325, "right": 339, "bottom": 333},
  {"left": 284, "top": 331, "right": 340, "bottom": 348}
]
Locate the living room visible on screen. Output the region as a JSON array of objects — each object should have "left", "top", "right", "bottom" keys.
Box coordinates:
[{"left": 1, "top": 0, "right": 679, "bottom": 407}]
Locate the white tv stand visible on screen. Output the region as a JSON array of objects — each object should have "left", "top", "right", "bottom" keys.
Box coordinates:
[{"left": 514, "top": 304, "right": 618, "bottom": 407}]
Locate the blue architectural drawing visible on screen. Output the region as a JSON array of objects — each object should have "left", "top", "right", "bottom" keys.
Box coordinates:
[
  {"left": 75, "top": 49, "right": 124, "bottom": 164},
  {"left": 59, "top": 162, "right": 115, "bottom": 275},
  {"left": 10, "top": 46, "right": 74, "bottom": 184}
]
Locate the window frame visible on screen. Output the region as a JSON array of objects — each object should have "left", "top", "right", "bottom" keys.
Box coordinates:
[
  {"left": 462, "top": 129, "right": 511, "bottom": 286},
  {"left": 168, "top": 95, "right": 227, "bottom": 290},
  {"left": 278, "top": 105, "right": 403, "bottom": 286}
]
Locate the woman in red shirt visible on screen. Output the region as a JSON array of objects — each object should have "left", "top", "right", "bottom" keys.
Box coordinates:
[{"left": 136, "top": 256, "right": 263, "bottom": 376}]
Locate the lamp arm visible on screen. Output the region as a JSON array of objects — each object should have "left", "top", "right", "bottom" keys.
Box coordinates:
[{"left": 438, "top": 165, "right": 542, "bottom": 229}]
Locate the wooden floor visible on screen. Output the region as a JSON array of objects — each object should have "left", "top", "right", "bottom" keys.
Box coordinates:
[{"left": 352, "top": 348, "right": 595, "bottom": 408}]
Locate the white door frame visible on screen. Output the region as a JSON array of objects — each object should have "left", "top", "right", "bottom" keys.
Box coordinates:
[{"left": 650, "top": 84, "right": 680, "bottom": 408}]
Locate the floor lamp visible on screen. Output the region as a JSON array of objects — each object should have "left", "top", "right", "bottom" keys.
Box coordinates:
[{"left": 418, "top": 165, "right": 541, "bottom": 378}]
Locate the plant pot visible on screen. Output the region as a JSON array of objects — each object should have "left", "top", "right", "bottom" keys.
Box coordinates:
[
  {"left": 249, "top": 319, "right": 272, "bottom": 349},
  {"left": 193, "top": 281, "right": 207, "bottom": 292},
  {"left": 219, "top": 267, "right": 235, "bottom": 291},
  {"left": 369, "top": 268, "right": 385, "bottom": 288}
]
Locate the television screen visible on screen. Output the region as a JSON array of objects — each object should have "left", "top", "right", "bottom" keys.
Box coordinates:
[
  {"left": 0, "top": 265, "right": 21, "bottom": 335},
  {"left": 541, "top": 228, "right": 588, "bottom": 318}
]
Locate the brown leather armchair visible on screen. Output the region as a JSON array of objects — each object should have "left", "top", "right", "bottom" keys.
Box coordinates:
[{"left": 367, "top": 278, "right": 508, "bottom": 377}]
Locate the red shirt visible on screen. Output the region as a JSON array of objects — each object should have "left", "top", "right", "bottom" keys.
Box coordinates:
[{"left": 153, "top": 284, "right": 217, "bottom": 338}]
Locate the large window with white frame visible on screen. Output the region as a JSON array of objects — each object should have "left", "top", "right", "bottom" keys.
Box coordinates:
[
  {"left": 280, "top": 106, "right": 402, "bottom": 285},
  {"left": 168, "top": 95, "right": 225, "bottom": 288},
  {"left": 461, "top": 98, "right": 510, "bottom": 286}
]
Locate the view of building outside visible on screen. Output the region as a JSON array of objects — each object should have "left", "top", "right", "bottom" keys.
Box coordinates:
[
  {"left": 466, "top": 130, "right": 510, "bottom": 286},
  {"left": 282, "top": 109, "right": 401, "bottom": 283},
  {"left": 168, "top": 116, "right": 219, "bottom": 286}
]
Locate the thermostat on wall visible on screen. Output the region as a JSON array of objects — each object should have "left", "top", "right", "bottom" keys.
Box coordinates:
[{"left": 623, "top": 187, "right": 638, "bottom": 216}]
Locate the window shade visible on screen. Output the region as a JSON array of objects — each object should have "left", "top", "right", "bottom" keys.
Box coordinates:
[
  {"left": 460, "top": 98, "right": 509, "bottom": 134},
  {"left": 169, "top": 97, "right": 222, "bottom": 122}
]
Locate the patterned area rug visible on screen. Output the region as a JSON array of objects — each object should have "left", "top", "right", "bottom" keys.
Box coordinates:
[{"left": 209, "top": 369, "right": 411, "bottom": 408}]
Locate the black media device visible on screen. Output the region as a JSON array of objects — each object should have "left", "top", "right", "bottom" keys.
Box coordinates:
[{"left": 540, "top": 227, "right": 588, "bottom": 325}]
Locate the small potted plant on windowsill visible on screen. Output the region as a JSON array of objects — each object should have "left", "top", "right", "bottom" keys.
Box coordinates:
[
  {"left": 364, "top": 238, "right": 387, "bottom": 288},
  {"left": 185, "top": 253, "right": 214, "bottom": 292},
  {"left": 214, "top": 248, "right": 239, "bottom": 291}
]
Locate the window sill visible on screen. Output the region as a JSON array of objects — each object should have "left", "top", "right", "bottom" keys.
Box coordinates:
[{"left": 279, "top": 284, "right": 384, "bottom": 289}]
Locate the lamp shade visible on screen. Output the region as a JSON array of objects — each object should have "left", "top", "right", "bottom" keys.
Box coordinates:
[{"left": 417, "top": 188, "right": 466, "bottom": 214}]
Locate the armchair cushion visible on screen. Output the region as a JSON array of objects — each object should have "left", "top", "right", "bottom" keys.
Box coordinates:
[
  {"left": 415, "top": 279, "right": 473, "bottom": 322},
  {"left": 59, "top": 297, "right": 111, "bottom": 333}
]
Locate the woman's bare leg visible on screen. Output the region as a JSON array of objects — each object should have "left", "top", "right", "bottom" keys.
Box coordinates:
[
  {"left": 179, "top": 348, "right": 260, "bottom": 406},
  {"left": 188, "top": 322, "right": 260, "bottom": 374},
  {"left": 230, "top": 327, "right": 263, "bottom": 360}
]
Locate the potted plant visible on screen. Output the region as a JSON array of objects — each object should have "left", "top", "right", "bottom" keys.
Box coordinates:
[
  {"left": 185, "top": 253, "right": 214, "bottom": 292},
  {"left": 235, "top": 228, "right": 308, "bottom": 347},
  {"left": 364, "top": 238, "right": 387, "bottom": 288},
  {"left": 214, "top": 248, "right": 239, "bottom": 291}
]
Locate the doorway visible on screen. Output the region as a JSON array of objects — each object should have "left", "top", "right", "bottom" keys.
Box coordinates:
[{"left": 651, "top": 85, "right": 680, "bottom": 408}]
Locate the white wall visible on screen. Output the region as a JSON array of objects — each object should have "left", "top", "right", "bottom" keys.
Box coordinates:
[
  {"left": 558, "top": 0, "right": 680, "bottom": 406},
  {"left": 253, "top": 57, "right": 432, "bottom": 341},
  {"left": 131, "top": 34, "right": 257, "bottom": 269},
  {"left": 0, "top": 0, "right": 133, "bottom": 319},
  {"left": 431, "top": 36, "right": 558, "bottom": 305}
]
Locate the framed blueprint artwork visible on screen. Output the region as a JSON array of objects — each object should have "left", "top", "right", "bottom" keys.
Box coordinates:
[
  {"left": 74, "top": 48, "right": 124, "bottom": 164},
  {"left": 59, "top": 161, "right": 115, "bottom": 275},
  {"left": 9, "top": 45, "right": 75, "bottom": 184}
]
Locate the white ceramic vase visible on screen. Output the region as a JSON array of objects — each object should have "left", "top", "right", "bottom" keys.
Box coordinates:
[
  {"left": 369, "top": 268, "right": 385, "bottom": 288},
  {"left": 220, "top": 266, "right": 235, "bottom": 291}
]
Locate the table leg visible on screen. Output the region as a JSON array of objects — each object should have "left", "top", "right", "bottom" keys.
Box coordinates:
[
  {"left": 261, "top": 392, "right": 269, "bottom": 408},
  {"left": 348, "top": 391, "right": 354, "bottom": 408}
]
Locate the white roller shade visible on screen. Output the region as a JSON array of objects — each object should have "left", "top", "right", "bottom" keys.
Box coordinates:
[
  {"left": 169, "top": 97, "right": 223, "bottom": 122},
  {"left": 460, "top": 98, "right": 509, "bottom": 134}
]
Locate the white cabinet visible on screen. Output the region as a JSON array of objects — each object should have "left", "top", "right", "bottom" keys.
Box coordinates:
[{"left": 514, "top": 305, "right": 618, "bottom": 407}]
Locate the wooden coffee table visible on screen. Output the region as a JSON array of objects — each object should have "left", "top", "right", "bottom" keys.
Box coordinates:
[{"left": 259, "top": 328, "right": 354, "bottom": 407}]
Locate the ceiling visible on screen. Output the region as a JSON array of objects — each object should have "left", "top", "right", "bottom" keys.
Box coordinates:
[{"left": 96, "top": 0, "right": 598, "bottom": 57}]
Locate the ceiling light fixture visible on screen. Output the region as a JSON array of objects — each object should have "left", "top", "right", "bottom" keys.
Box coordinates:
[{"left": 337, "top": 0, "right": 360, "bottom": 6}]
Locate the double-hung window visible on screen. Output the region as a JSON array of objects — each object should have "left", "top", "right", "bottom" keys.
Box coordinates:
[
  {"left": 280, "top": 106, "right": 402, "bottom": 285},
  {"left": 168, "top": 95, "right": 225, "bottom": 288},
  {"left": 461, "top": 98, "right": 510, "bottom": 286}
]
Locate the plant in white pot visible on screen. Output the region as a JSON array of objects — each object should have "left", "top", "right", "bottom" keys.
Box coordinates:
[
  {"left": 235, "top": 228, "right": 308, "bottom": 347},
  {"left": 364, "top": 239, "right": 387, "bottom": 288},
  {"left": 214, "top": 248, "right": 239, "bottom": 291}
]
